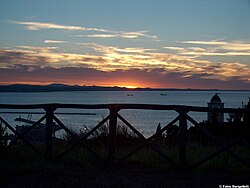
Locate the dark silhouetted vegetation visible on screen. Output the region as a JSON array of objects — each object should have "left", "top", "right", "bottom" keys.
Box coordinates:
[{"left": 0, "top": 121, "right": 7, "bottom": 152}]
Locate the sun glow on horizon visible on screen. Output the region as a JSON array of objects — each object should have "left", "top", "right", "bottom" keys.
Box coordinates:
[
  {"left": 120, "top": 85, "right": 138, "bottom": 89},
  {"left": 0, "top": 80, "right": 153, "bottom": 89},
  {"left": 100, "top": 83, "right": 140, "bottom": 89}
]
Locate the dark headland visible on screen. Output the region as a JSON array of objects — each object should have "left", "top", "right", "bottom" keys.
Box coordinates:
[{"left": 0, "top": 83, "right": 249, "bottom": 92}]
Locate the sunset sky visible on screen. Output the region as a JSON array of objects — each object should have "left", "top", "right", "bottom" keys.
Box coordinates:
[{"left": 0, "top": 0, "right": 250, "bottom": 89}]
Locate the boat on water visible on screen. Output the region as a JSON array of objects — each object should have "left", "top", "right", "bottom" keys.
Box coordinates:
[
  {"left": 160, "top": 93, "right": 167, "bottom": 96},
  {"left": 127, "top": 94, "right": 133, "bottom": 96},
  {"left": 14, "top": 117, "right": 62, "bottom": 143}
]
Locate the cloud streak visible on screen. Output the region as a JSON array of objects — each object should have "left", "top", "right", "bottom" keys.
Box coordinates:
[
  {"left": 78, "top": 32, "right": 158, "bottom": 40},
  {"left": 0, "top": 65, "right": 249, "bottom": 90},
  {"left": 1, "top": 43, "right": 250, "bottom": 85},
  {"left": 43, "top": 40, "right": 66, "bottom": 44},
  {"left": 174, "top": 40, "right": 250, "bottom": 56},
  {"left": 181, "top": 40, "right": 250, "bottom": 51},
  {"left": 167, "top": 40, "right": 250, "bottom": 56},
  {"left": 11, "top": 21, "right": 107, "bottom": 32},
  {"left": 12, "top": 20, "right": 158, "bottom": 40}
]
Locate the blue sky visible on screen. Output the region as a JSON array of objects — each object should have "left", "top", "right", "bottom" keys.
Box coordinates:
[{"left": 0, "top": 0, "right": 250, "bottom": 89}]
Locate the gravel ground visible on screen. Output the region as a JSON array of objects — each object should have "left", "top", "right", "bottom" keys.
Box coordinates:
[{"left": 1, "top": 163, "right": 249, "bottom": 188}]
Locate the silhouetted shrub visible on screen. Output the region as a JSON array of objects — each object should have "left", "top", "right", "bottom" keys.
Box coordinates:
[{"left": 0, "top": 121, "right": 7, "bottom": 151}]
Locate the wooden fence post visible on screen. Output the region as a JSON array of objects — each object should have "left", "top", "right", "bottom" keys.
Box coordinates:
[
  {"left": 45, "top": 105, "right": 54, "bottom": 160},
  {"left": 178, "top": 110, "right": 188, "bottom": 170},
  {"left": 108, "top": 106, "right": 118, "bottom": 164}
]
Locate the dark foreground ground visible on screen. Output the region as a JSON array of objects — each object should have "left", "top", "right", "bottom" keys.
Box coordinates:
[
  {"left": 1, "top": 135, "right": 249, "bottom": 187},
  {"left": 1, "top": 159, "right": 249, "bottom": 188}
]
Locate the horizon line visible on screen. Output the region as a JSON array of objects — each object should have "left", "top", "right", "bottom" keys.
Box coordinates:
[{"left": 0, "top": 83, "right": 250, "bottom": 92}]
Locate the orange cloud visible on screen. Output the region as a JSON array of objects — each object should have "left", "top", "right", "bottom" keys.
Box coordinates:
[
  {"left": 1, "top": 66, "right": 249, "bottom": 89},
  {"left": 1, "top": 43, "right": 250, "bottom": 83},
  {"left": 176, "top": 40, "right": 250, "bottom": 56}
]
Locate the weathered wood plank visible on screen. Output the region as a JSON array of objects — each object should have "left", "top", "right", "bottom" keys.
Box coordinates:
[
  {"left": 189, "top": 129, "right": 250, "bottom": 170},
  {"left": 1, "top": 102, "right": 249, "bottom": 169},
  {"left": 117, "top": 113, "right": 178, "bottom": 167},
  {"left": 0, "top": 116, "right": 42, "bottom": 155},
  {"left": 178, "top": 110, "right": 188, "bottom": 170},
  {"left": 6, "top": 115, "right": 46, "bottom": 149},
  {"left": 45, "top": 107, "right": 54, "bottom": 160},
  {"left": 108, "top": 108, "right": 118, "bottom": 164},
  {"left": 1, "top": 103, "right": 249, "bottom": 114},
  {"left": 54, "top": 115, "right": 110, "bottom": 161},
  {"left": 117, "top": 116, "right": 179, "bottom": 162},
  {"left": 185, "top": 113, "right": 250, "bottom": 168},
  {"left": 53, "top": 114, "right": 102, "bottom": 160}
]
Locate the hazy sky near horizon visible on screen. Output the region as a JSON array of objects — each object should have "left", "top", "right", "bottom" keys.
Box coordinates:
[{"left": 0, "top": 0, "right": 250, "bottom": 89}]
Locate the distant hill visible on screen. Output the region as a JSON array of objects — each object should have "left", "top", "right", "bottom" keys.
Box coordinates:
[
  {"left": 0, "top": 84, "right": 246, "bottom": 92},
  {"left": 0, "top": 84, "right": 156, "bottom": 92}
]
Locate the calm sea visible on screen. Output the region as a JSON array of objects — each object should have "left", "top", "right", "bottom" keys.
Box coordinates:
[{"left": 0, "top": 91, "right": 249, "bottom": 136}]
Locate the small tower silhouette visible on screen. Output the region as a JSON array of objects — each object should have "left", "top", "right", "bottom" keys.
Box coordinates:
[{"left": 207, "top": 93, "right": 224, "bottom": 123}]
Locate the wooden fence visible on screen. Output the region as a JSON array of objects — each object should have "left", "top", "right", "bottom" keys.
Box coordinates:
[{"left": 0, "top": 103, "right": 249, "bottom": 170}]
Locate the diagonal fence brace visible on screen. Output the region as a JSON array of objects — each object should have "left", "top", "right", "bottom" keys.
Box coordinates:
[
  {"left": 117, "top": 113, "right": 178, "bottom": 167},
  {"left": 6, "top": 115, "right": 46, "bottom": 149},
  {"left": 53, "top": 114, "right": 102, "bottom": 160},
  {"left": 0, "top": 116, "right": 42, "bottom": 155},
  {"left": 54, "top": 114, "right": 110, "bottom": 160},
  {"left": 189, "top": 128, "right": 250, "bottom": 169},
  {"left": 184, "top": 113, "right": 250, "bottom": 168}
]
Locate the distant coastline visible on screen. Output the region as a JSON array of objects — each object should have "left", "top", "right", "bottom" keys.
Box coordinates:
[{"left": 0, "top": 84, "right": 249, "bottom": 92}]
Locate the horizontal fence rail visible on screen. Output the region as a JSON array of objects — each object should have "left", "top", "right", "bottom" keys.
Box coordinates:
[
  {"left": 1, "top": 103, "right": 249, "bottom": 112},
  {"left": 0, "top": 103, "right": 249, "bottom": 170}
]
